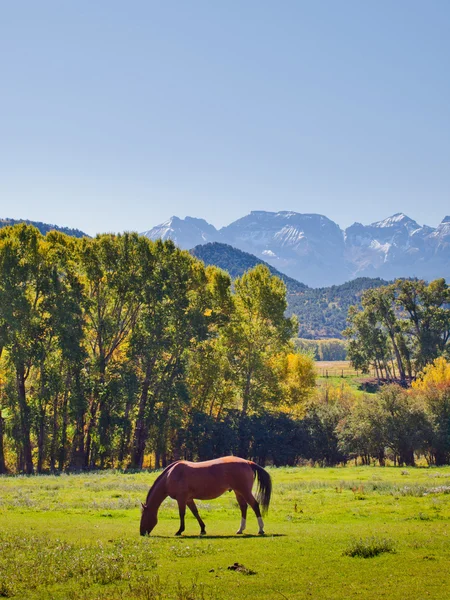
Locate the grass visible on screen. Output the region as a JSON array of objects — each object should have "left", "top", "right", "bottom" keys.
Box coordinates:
[
  {"left": 315, "top": 360, "right": 378, "bottom": 395},
  {"left": 1, "top": 466, "right": 450, "bottom": 599},
  {"left": 315, "top": 361, "right": 359, "bottom": 378}
]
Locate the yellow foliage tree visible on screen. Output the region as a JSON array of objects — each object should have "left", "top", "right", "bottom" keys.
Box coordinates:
[
  {"left": 412, "top": 357, "right": 450, "bottom": 391},
  {"left": 273, "top": 351, "right": 316, "bottom": 415}
]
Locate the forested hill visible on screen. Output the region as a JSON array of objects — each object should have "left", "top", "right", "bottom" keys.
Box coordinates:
[
  {"left": 290, "top": 277, "right": 388, "bottom": 339},
  {"left": 0, "top": 218, "right": 88, "bottom": 238},
  {"left": 191, "top": 242, "right": 308, "bottom": 294},
  {"left": 191, "top": 242, "right": 387, "bottom": 338}
]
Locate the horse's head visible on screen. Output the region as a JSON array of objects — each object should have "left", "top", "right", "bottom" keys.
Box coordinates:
[{"left": 140, "top": 502, "right": 157, "bottom": 536}]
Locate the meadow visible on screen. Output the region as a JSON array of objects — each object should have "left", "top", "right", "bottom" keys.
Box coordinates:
[{"left": 1, "top": 466, "right": 450, "bottom": 600}]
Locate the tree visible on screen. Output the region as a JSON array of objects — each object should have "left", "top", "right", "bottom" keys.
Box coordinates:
[
  {"left": 0, "top": 225, "right": 50, "bottom": 473},
  {"left": 129, "top": 244, "right": 227, "bottom": 468},
  {"left": 344, "top": 305, "right": 390, "bottom": 381},
  {"left": 337, "top": 394, "right": 387, "bottom": 465},
  {"left": 413, "top": 358, "right": 450, "bottom": 465},
  {"left": 396, "top": 279, "right": 450, "bottom": 371},
  {"left": 77, "top": 233, "right": 144, "bottom": 468},
  {"left": 225, "top": 265, "right": 296, "bottom": 419},
  {"left": 271, "top": 351, "right": 316, "bottom": 414},
  {"left": 378, "top": 385, "right": 427, "bottom": 466},
  {"left": 345, "top": 280, "right": 450, "bottom": 385}
]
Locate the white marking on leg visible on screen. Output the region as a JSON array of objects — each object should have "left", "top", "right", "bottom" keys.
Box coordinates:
[
  {"left": 257, "top": 516, "right": 264, "bottom": 534},
  {"left": 236, "top": 517, "right": 246, "bottom": 534}
]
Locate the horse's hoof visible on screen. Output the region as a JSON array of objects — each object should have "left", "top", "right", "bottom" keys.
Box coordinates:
[
  {"left": 258, "top": 531, "right": 265, "bottom": 536},
  {"left": 200, "top": 530, "right": 206, "bottom": 536},
  {"left": 175, "top": 532, "right": 182, "bottom": 536},
  {"left": 236, "top": 531, "right": 243, "bottom": 535}
]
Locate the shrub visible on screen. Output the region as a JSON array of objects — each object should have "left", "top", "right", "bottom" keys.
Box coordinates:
[{"left": 343, "top": 536, "right": 396, "bottom": 558}]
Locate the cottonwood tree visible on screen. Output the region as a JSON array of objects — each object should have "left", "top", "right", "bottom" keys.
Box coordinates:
[
  {"left": 0, "top": 225, "right": 50, "bottom": 473},
  {"left": 78, "top": 233, "right": 144, "bottom": 468}
]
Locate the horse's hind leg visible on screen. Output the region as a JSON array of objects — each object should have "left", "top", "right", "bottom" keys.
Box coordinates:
[
  {"left": 240, "top": 491, "right": 265, "bottom": 535},
  {"left": 187, "top": 500, "right": 206, "bottom": 535},
  {"left": 234, "top": 492, "right": 248, "bottom": 534},
  {"left": 175, "top": 500, "right": 186, "bottom": 536}
]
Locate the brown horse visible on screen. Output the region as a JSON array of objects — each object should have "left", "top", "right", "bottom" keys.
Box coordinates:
[{"left": 140, "top": 456, "right": 272, "bottom": 536}]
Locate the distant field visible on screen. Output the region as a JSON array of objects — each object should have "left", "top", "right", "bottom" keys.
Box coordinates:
[
  {"left": 315, "top": 360, "right": 358, "bottom": 378},
  {"left": 2, "top": 467, "right": 450, "bottom": 599}
]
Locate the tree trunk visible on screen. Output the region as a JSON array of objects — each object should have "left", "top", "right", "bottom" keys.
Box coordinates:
[
  {"left": 118, "top": 398, "right": 133, "bottom": 466},
  {"left": 0, "top": 409, "right": 7, "bottom": 474},
  {"left": 130, "top": 362, "right": 153, "bottom": 469},
  {"left": 58, "top": 386, "right": 70, "bottom": 471},
  {"left": 69, "top": 372, "right": 86, "bottom": 470},
  {"left": 50, "top": 392, "right": 59, "bottom": 472},
  {"left": 16, "top": 366, "right": 34, "bottom": 474},
  {"left": 37, "top": 404, "right": 46, "bottom": 473}
]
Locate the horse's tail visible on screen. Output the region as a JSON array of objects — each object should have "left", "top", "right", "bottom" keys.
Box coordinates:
[{"left": 250, "top": 462, "right": 272, "bottom": 515}]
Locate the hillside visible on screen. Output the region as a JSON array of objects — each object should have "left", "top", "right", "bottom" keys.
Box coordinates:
[
  {"left": 0, "top": 218, "right": 88, "bottom": 238},
  {"left": 191, "top": 242, "right": 307, "bottom": 293},
  {"left": 190, "top": 241, "right": 388, "bottom": 338},
  {"left": 289, "top": 277, "right": 388, "bottom": 339}
]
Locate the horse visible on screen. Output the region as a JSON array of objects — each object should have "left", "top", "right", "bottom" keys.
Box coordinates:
[{"left": 140, "top": 456, "right": 272, "bottom": 536}]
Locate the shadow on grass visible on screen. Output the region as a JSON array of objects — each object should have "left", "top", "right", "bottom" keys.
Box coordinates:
[{"left": 149, "top": 533, "right": 286, "bottom": 539}]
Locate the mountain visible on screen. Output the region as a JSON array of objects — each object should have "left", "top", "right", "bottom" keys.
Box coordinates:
[
  {"left": 141, "top": 216, "right": 217, "bottom": 249},
  {"left": 142, "top": 211, "right": 450, "bottom": 287},
  {"left": 219, "top": 211, "right": 348, "bottom": 287},
  {"left": 191, "top": 242, "right": 308, "bottom": 294},
  {"left": 0, "top": 218, "right": 88, "bottom": 238},
  {"left": 344, "top": 213, "right": 450, "bottom": 282}
]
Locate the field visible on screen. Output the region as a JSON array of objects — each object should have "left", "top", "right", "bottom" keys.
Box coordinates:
[
  {"left": 1, "top": 467, "right": 450, "bottom": 600},
  {"left": 315, "top": 361, "right": 359, "bottom": 378}
]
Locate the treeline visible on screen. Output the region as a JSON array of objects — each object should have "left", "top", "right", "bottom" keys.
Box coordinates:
[
  {"left": 167, "top": 358, "right": 450, "bottom": 468},
  {"left": 0, "top": 224, "right": 316, "bottom": 474},
  {"left": 345, "top": 279, "right": 450, "bottom": 384},
  {"left": 294, "top": 338, "right": 347, "bottom": 361}
]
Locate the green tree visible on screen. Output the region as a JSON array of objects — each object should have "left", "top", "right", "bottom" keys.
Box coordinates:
[
  {"left": 78, "top": 232, "right": 144, "bottom": 468},
  {"left": 129, "top": 243, "right": 226, "bottom": 468},
  {"left": 0, "top": 225, "right": 50, "bottom": 473},
  {"left": 225, "top": 265, "right": 296, "bottom": 419},
  {"left": 396, "top": 279, "right": 450, "bottom": 371},
  {"left": 378, "top": 385, "right": 427, "bottom": 466}
]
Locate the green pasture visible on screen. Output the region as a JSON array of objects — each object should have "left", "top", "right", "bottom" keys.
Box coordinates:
[
  {"left": 315, "top": 360, "right": 370, "bottom": 395},
  {"left": 1, "top": 466, "right": 450, "bottom": 599}
]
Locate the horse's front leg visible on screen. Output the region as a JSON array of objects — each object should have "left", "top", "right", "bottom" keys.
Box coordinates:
[
  {"left": 187, "top": 500, "right": 206, "bottom": 535},
  {"left": 175, "top": 500, "right": 186, "bottom": 536}
]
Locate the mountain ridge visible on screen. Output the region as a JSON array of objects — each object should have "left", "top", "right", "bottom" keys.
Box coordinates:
[
  {"left": 143, "top": 210, "right": 450, "bottom": 287},
  {"left": 0, "top": 218, "right": 88, "bottom": 238}
]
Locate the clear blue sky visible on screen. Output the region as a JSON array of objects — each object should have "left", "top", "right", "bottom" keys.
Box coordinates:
[{"left": 1, "top": 1, "right": 449, "bottom": 236}]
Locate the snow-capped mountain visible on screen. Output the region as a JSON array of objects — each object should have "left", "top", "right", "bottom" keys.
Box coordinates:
[
  {"left": 345, "top": 213, "right": 450, "bottom": 282},
  {"left": 219, "top": 211, "right": 349, "bottom": 286},
  {"left": 141, "top": 216, "right": 217, "bottom": 249},
  {"left": 141, "top": 211, "right": 450, "bottom": 287}
]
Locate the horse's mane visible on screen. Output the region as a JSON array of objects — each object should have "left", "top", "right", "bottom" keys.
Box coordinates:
[{"left": 145, "top": 461, "right": 180, "bottom": 504}]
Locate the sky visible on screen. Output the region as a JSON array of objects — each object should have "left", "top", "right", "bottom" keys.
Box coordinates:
[{"left": 1, "top": 1, "right": 449, "bottom": 236}]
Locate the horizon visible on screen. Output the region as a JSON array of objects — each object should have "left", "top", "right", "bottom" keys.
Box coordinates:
[{"left": 3, "top": 207, "right": 450, "bottom": 237}]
